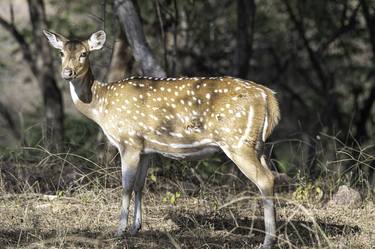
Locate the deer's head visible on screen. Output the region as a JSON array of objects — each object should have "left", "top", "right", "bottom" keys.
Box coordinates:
[{"left": 43, "top": 30, "right": 106, "bottom": 80}]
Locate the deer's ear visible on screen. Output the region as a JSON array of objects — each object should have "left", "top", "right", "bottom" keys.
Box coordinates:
[
  {"left": 43, "top": 30, "right": 66, "bottom": 50},
  {"left": 88, "top": 30, "right": 106, "bottom": 51}
]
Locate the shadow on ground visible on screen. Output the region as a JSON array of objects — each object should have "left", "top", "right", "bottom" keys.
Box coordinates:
[
  {"left": 0, "top": 228, "right": 111, "bottom": 248},
  {"left": 0, "top": 211, "right": 361, "bottom": 249},
  {"left": 169, "top": 211, "right": 361, "bottom": 248}
]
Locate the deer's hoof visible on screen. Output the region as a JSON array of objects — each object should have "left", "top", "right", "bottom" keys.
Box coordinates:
[
  {"left": 262, "top": 239, "right": 275, "bottom": 249},
  {"left": 115, "top": 227, "right": 126, "bottom": 238},
  {"left": 130, "top": 225, "right": 141, "bottom": 236}
]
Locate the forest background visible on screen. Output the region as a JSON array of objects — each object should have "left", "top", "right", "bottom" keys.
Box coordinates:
[{"left": 0, "top": 0, "right": 374, "bottom": 248}]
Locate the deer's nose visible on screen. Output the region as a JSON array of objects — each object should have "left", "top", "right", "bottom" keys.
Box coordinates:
[{"left": 62, "top": 68, "right": 76, "bottom": 79}]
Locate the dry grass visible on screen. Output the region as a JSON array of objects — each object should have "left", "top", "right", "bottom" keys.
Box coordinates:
[
  {"left": 0, "top": 134, "right": 374, "bottom": 249},
  {"left": 0, "top": 182, "right": 373, "bottom": 249}
]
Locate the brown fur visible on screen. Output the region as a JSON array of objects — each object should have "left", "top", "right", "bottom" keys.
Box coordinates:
[{"left": 43, "top": 30, "right": 280, "bottom": 249}]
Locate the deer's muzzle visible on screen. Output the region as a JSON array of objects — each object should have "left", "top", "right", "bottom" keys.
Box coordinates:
[{"left": 62, "top": 68, "right": 76, "bottom": 80}]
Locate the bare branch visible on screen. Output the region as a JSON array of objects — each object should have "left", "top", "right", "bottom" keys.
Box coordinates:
[
  {"left": 9, "top": 2, "right": 14, "bottom": 25},
  {"left": 171, "top": 0, "right": 178, "bottom": 76},
  {"left": 155, "top": 0, "right": 168, "bottom": 70},
  {"left": 232, "top": 0, "right": 256, "bottom": 78},
  {"left": 282, "top": 0, "right": 329, "bottom": 90},
  {"left": 107, "top": 28, "right": 134, "bottom": 82},
  {"left": 269, "top": 47, "right": 310, "bottom": 110},
  {"left": 317, "top": 3, "right": 361, "bottom": 54},
  {"left": 0, "top": 16, "right": 37, "bottom": 75}
]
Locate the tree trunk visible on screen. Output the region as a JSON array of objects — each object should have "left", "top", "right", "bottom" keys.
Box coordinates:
[
  {"left": 355, "top": 0, "right": 375, "bottom": 142},
  {"left": 357, "top": 0, "right": 375, "bottom": 187},
  {"left": 38, "top": 73, "right": 64, "bottom": 151},
  {"left": 0, "top": 1, "right": 64, "bottom": 150},
  {"left": 28, "top": 0, "right": 64, "bottom": 151},
  {"left": 114, "top": 0, "right": 166, "bottom": 77},
  {"left": 0, "top": 100, "right": 21, "bottom": 141},
  {"left": 107, "top": 28, "right": 134, "bottom": 82},
  {"left": 232, "top": 0, "right": 255, "bottom": 78}
]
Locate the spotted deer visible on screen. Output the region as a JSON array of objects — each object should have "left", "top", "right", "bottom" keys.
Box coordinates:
[{"left": 43, "top": 29, "right": 280, "bottom": 249}]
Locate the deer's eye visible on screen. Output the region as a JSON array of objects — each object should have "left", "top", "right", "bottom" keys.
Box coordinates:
[
  {"left": 59, "top": 51, "right": 64, "bottom": 57},
  {"left": 80, "top": 52, "right": 87, "bottom": 58}
]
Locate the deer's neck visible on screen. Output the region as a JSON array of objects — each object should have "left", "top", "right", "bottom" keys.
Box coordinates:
[
  {"left": 69, "top": 68, "right": 94, "bottom": 104},
  {"left": 69, "top": 67, "right": 102, "bottom": 121}
]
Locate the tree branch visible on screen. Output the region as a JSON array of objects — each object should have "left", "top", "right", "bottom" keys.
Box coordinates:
[
  {"left": 282, "top": 0, "right": 330, "bottom": 90},
  {"left": 107, "top": 28, "right": 134, "bottom": 82},
  {"left": 232, "top": 0, "right": 255, "bottom": 78},
  {"left": 317, "top": 3, "right": 360, "bottom": 54},
  {"left": 0, "top": 16, "right": 37, "bottom": 75},
  {"left": 155, "top": 0, "right": 168, "bottom": 71}
]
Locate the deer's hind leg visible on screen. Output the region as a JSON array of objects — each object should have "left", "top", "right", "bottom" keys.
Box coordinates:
[{"left": 221, "top": 145, "right": 276, "bottom": 249}]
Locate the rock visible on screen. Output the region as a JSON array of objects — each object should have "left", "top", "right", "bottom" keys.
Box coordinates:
[{"left": 329, "top": 185, "right": 362, "bottom": 208}]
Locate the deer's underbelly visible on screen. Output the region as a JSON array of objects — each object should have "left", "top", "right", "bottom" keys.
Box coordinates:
[
  {"left": 143, "top": 144, "right": 221, "bottom": 160},
  {"left": 101, "top": 124, "right": 223, "bottom": 159}
]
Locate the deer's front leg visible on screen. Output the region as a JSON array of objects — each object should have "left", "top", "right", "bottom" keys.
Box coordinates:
[{"left": 116, "top": 148, "right": 141, "bottom": 237}]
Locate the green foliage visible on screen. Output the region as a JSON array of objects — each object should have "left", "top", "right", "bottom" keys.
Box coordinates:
[
  {"left": 56, "top": 190, "right": 65, "bottom": 198},
  {"left": 293, "top": 182, "right": 324, "bottom": 204},
  {"left": 149, "top": 172, "right": 157, "bottom": 183},
  {"left": 274, "top": 159, "right": 290, "bottom": 174},
  {"left": 162, "top": 191, "right": 181, "bottom": 205}
]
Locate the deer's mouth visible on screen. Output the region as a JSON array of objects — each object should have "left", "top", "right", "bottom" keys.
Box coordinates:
[
  {"left": 62, "top": 75, "right": 76, "bottom": 81},
  {"left": 62, "top": 68, "right": 77, "bottom": 80}
]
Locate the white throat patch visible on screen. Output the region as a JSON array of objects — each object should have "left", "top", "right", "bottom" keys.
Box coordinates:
[{"left": 69, "top": 82, "right": 79, "bottom": 104}]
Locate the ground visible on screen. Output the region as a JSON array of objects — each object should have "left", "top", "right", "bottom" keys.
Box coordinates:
[{"left": 0, "top": 183, "right": 373, "bottom": 249}]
